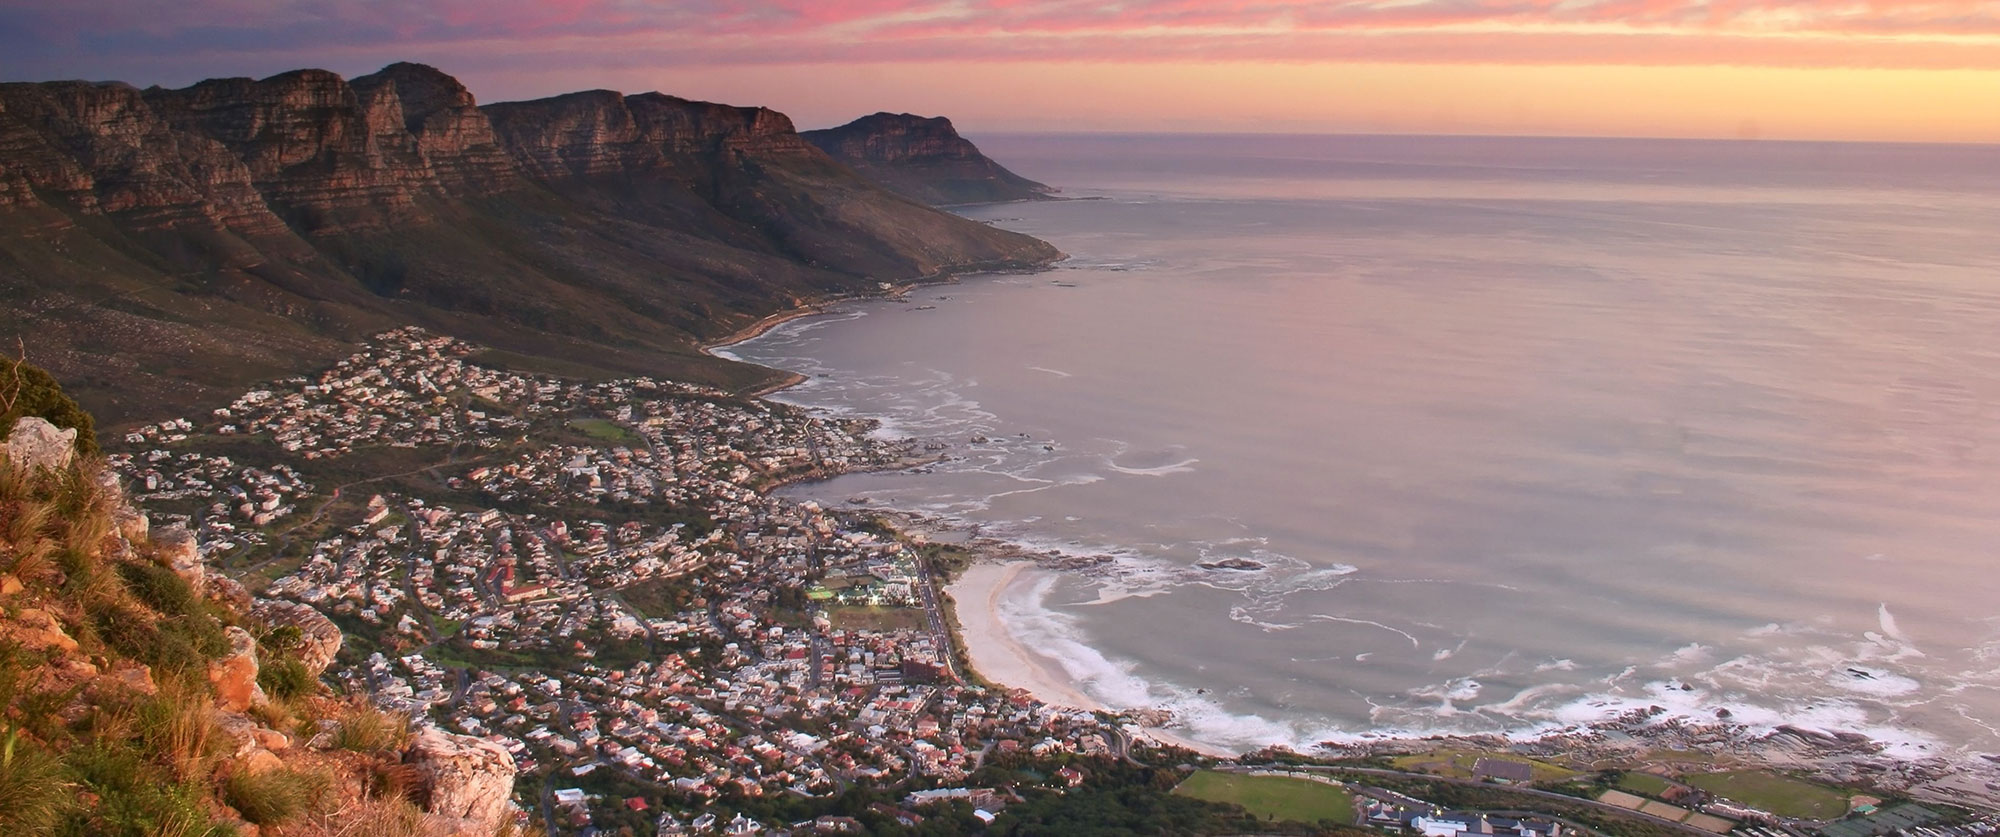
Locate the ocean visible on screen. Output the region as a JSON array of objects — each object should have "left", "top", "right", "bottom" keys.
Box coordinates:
[{"left": 716, "top": 134, "right": 2000, "bottom": 761}]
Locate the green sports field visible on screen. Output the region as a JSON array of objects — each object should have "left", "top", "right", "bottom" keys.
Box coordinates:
[{"left": 1173, "top": 770, "right": 1355, "bottom": 824}]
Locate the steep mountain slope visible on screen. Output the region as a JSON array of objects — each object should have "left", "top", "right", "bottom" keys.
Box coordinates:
[
  {"left": 803, "top": 112, "right": 1053, "bottom": 206},
  {"left": 0, "top": 63, "right": 1060, "bottom": 429}
]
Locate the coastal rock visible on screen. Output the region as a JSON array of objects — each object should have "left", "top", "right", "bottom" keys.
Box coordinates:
[
  {"left": 208, "top": 625, "right": 267, "bottom": 713},
  {"left": 3, "top": 417, "right": 77, "bottom": 472},
  {"left": 1197, "top": 557, "right": 1265, "bottom": 571},
  {"left": 250, "top": 599, "right": 342, "bottom": 675},
  {"left": 253, "top": 726, "right": 291, "bottom": 752},
  {"left": 803, "top": 113, "right": 1053, "bottom": 205},
  {"left": 112, "top": 503, "right": 149, "bottom": 544},
  {"left": 405, "top": 726, "right": 518, "bottom": 835}
]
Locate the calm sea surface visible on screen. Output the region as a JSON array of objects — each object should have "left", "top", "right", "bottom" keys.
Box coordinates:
[{"left": 719, "top": 135, "right": 2000, "bottom": 758}]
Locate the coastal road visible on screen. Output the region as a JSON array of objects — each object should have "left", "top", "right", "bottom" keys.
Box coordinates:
[{"left": 907, "top": 547, "right": 963, "bottom": 681}]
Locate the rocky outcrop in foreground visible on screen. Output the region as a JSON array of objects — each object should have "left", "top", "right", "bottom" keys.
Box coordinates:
[
  {"left": 805, "top": 112, "right": 1054, "bottom": 206},
  {"left": 0, "top": 415, "right": 521, "bottom": 835},
  {"left": 252, "top": 598, "right": 344, "bottom": 675},
  {"left": 0, "top": 63, "right": 1061, "bottom": 425},
  {"left": 407, "top": 728, "right": 520, "bottom": 836}
]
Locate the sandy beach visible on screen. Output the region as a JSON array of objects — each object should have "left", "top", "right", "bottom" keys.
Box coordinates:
[
  {"left": 701, "top": 307, "right": 823, "bottom": 395},
  {"left": 945, "top": 560, "right": 1240, "bottom": 759},
  {"left": 947, "top": 561, "right": 1107, "bottom": 713}
]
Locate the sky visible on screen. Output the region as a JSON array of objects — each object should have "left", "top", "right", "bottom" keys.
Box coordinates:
[{"left": 2, "top": 1, "right": 1998, "bottom": 142}]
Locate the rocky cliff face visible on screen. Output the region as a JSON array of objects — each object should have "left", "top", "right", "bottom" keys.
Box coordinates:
[
  {"left": 143, "top": 69, "right": 425, "bottom": 232},
  {"left": 0, "top": 80, "right": 291, "bottom": 234},
  {"left": 485, "top": 90, "right": 814, "bottom": 182},
  {"left": 0, "top": 64, "right": 1061, "bottom": 427},
  {"left": 804, "top": 112, "right": 1053, "bottom": 205},
  {"left": 352, "top": 62, "right": 518, "bottom": 196}
]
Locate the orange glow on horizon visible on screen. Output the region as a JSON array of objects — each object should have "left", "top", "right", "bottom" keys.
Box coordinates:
[{"left": 518, "top": 62, "right": 2000, "bottom": 144}]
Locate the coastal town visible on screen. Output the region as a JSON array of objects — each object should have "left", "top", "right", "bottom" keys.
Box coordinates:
[
  {"left": 108, "top": 328, "right": 1138, "bottom": 834},
  {"left": 102, "top": 327, "right": 2000, "bottom": 837}
]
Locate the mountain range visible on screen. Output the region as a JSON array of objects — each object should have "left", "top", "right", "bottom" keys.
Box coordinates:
[{"left": 0, "top": 62, "right": 1060, "bottom": 427}]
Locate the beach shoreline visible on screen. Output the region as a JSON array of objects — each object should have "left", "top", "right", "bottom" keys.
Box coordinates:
[
  {"left": 719, "top": 287, "right": 2000, "bottom": 812},
  {"left": 943, "top": 558, "right": 1240, "bottom": 759},
  {"left": 702, "top": 307, "right": 824, "bottom": 395}
]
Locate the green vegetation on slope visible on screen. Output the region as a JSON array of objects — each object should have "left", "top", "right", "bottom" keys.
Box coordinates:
[{"left": 0, "top": 358, "right": 97, "bottom": 456}]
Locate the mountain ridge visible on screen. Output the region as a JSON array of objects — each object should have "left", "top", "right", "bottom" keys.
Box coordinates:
[
  {"left": 0, "top": 63, "right": 1060, "bottom": 431},
  {"left": 804, "top": 112, "right": 1055, "bottom": 206}
]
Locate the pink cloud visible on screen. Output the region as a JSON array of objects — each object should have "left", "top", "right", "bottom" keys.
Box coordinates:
[{"left": 6, "top": 0, "right": 2000, "bottom": 83}]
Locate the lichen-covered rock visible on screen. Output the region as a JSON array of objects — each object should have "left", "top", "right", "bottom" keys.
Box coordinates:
[
  {"left": 252, "top": 726, "right": 290, "bottom": 751},
  {"left": 153, "top": 522, "right": 203, "bottom": 593},
  {"left": 237, "top": 747, "right": 284, "bottom": 775},
  {"left": 3, "top": 417, "right": 77, "bottom": 472},
  {"left": 111, "top": 501, "right": 149, "bottom": 544},
  {"left": 405, "top": 726, "right": 517, "bottom": 836},
  {"left": 9, "top": 607, "right": 79, "bottom": 654},
  {"left": 208, "top": 574, "right": 253, "bottom": 612},
  {"left": 208, "top": 625, "right": 266, "bottom": 712},
  {"left": 250, "top": 599, "right": 342, "bottom": 676},
  {"left": 102, "top": 660, "right": 156, "bottom": 696},
  {"left": 214, "top": 711, "right": 262, "bottom": 757}
]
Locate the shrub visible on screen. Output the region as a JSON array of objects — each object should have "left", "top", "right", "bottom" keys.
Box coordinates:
[
  {"left": 0, "top": 357, "right": 97, "bottom": 457},
  {"left": 223, "top": 768, "right": 311, "bottom": 826},
  {"left": 0, "top": 727, "right": 71, "bottom": 833},
  {"left": 135, "top": 682, "right": 219, "bottom": 782},
  {"left": 92, "top": 598, "right": 162, "bottom": 661},
  {"left": 61, "top": 741, "right": 213, "bottom": 837},
  {"left": 117, "top": 559, "right": 199, "bottom": 617},
  {"left": 333, "top": 705, "right": 408, "bottom": 754},
  {"left": 96, "top": 592, "right": 229, "bottom": 677},
  {"left": 258, "top": 656, "right": 315, "bottom": 701}
]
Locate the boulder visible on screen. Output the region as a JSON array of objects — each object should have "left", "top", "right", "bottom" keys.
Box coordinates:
[
  {"left": 208, "top": 626, "right": 267, "bottom": 712},
  {"left": 3, "top": 417, "right": 77, "bottom": 472},
  {"left": 237, "top": 748, "right": 284, "bottom": 775},
  {"left": 214, "top": 712, "right": 262, "bottom": 757},
  {"left": 208, "top": 575, "right": 253, "bottom": 612},
  {"left": 153, "top": 523, "right": 204, "bottom": 594},
  {"left": 405, "top": 726, "right": 517, "bottom": 836},
  {"left": 113, "top": 504, "right": 149, "bottom": 544},
  {"left": 11, "top": 607, "right": 79, "bottom": 654},
  {"left": 250, "top": 599, "right": 342, "bottom": 676},
  {"left": 97, "top": 660, "right": 157, "bottom": 697},
  {"left": 253, "top": 727, "right": 291, "bottom": 752}
]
